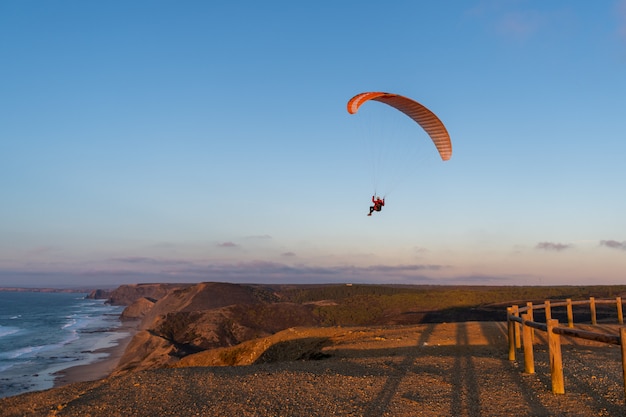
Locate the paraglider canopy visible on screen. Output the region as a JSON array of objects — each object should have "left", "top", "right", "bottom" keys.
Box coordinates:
[{"left": 347, "top": 92, "right": 452, "bottom": 161}]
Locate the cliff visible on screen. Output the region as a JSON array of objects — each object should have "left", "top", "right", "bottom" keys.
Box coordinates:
[
  {"left": 119, "top": 297, "right": 156, "bottom": 320},
  {"left": 137, "top": 282, "right": 268, "bottom": 327},
  {"left": 85, "top": 289, "right": 113, "bottom": 300},
  {"left": 112, "top": 282, "right": 319, "bottom": 374},
  {"left": 105, "top": 283, "right": 193, "bottom": 306}
]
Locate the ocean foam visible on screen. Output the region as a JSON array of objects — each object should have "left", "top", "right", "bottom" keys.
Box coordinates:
[{"left": 0, "top": 325, "right": 20, "bottom": 338}]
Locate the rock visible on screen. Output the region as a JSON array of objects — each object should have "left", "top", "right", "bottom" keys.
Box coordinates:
[
  {"left": 113, "top": 282, "right": 317, "bottom": 374},
  {"left": 112, "top": 330, "right": 177, "bottom": 375},
  {"left": 85, "top": 289, "right": 112, "bottom": 300},
  {"left": 137, "top": 282, "right": 279, "bottom": 329},
  {"left": 106, "top": 283, "right": 192, "bottom": 306},
  {"left": 120, "top": 297, "right": 156, "bottom": 320}
]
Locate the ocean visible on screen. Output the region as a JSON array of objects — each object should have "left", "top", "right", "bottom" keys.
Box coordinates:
[{"left": 0, "top": 291, "right": 126, "bottom": 398}]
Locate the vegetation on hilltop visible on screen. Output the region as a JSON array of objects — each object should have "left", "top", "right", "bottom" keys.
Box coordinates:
[{"left": 278, "top": 284, "right": 626, "bottom": 326}]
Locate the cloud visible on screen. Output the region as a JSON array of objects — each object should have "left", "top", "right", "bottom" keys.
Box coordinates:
[
  {"left": 134, "top": 260, "right": 451, "bottom": 284},
  {"left": 495, "top": 10, "right": 544, "bottom": 40},
  {"left": 600, "top": 240, "right": 626, "bottom": 251},
  {"left": 363, "top": 264, "right": 444, "bottom": 273},
  {"left": 111, "top": 256, "right": 159, "bottom": 264},
  {"left": 217, "top": 242, "right": 238, "bottom": 248},
  {"left": 0, "top": 263, "right": 518, "bottom": 289},
  {"left": 44, "top": 259, "right": 445, "bottom": 283},
  {"left": 0, "top": 257, "right": 492, "bottom": 288},
  {"left": 466, "top": 2, "right": 575, "bottom": 43},
  {"left": 466, "top": 2, "right": 546, "bottom": 40},
  {"left": 110, "top": 257, "right": 192, "bottom": 266},
  {"left": 535, "top": 242, "right": 572, "bottom": 252},
  {"left": 149, "top": 242, "right": 178, "bottom": 249},
  {"left": 25, "top": 246, "right": 59, "bottom": 257},
  {"left": 0, "top": 268, "right": 171, "bottom": 288},
  {"left": 440, "top": 274, "right": 515, "bottom": 285},
  {"left": 281, "top": 252, "right": 296, "bottom": 257}
]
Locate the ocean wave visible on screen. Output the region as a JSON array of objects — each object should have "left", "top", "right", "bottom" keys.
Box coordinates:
[
  {"left": 0, "top": 325, "right": 20, "bottom": 338},
  {"left": 63, "top": 310, "right": 122, "bottom": 334},
  {"left": 0, "top": 362, "right": 16, "bottom": 373},
  {"left": 0, "top": 293, "right": 125, "bottom": 398},
  {"left": 0, "top": 345, "right": 45, "bottom": 360},
  {"left": 61, "top": 318, "right": 78, "bottom": 330}
]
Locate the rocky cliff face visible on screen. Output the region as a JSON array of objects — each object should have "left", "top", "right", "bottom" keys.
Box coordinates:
[
  {"left": 85, "top": 289, "right": 113, "bottom": 300},
  {"left": 106, "top": 283, "right": 192, "bottom": 306},
  {"left": 137, "top": 282, "right": 279, "bottom": 329},
  {"left": 120, "top": 297, "right": 156, "bottom": 320},
  {"left": 113, "top": 282, "right": 319, "bottom": 375}
]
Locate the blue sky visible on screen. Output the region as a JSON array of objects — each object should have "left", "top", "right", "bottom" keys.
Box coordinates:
[{"left": 1, "top": 1, "right": 625, "bottom": 288}]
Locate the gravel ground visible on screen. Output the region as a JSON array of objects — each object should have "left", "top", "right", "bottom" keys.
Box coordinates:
[{"left": 2, "top": 322, "right": 625, "bottom": 417}]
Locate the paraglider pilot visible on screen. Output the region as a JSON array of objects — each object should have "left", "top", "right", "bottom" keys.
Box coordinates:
[{"left": 368, "top": 195, "right": 385, "bottom": 216}]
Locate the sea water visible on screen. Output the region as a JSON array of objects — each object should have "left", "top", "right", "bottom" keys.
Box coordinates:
[{"left": 0, "top": 291, "right": 126, "bottom": 398}]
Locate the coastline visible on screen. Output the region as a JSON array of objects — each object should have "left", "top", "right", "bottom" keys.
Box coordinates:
[{"left": 52, "top": 321, "right": 138, "bottom": 388}]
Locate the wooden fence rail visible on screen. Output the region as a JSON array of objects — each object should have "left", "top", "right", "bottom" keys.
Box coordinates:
[{"left": 506, "top": 297, "right": 626, "bottom": 401}]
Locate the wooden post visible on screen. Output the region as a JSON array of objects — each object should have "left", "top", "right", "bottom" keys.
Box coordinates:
[
  {"left": 566, "top": 298, "right": 574, "bottom": 328},
  {"left": 513, "top": 305, "right": 521, "bottom": 349},
  {"left": 617, "top": 297, "right": 623, "bottom": 325},
  {"left": 522, "top": 313, "right": 535, "bottom": 374},
  {"left": 590, "top": 297, "right": 597, "bottom": 325},
  {"left": 619, "top": 327, "right": 626, "bottom": 399},
  {"left": 545, "top": 300, "right": 552, "bottom": 321},
  {"left": 526, "top": 302, "right": 535, "bottom": 341},
  {"left": 507, "top": 307, "right": 516, "bottom": 361},
  {"left": 547, "top": 319, "right": 565, "bottom": 394}
]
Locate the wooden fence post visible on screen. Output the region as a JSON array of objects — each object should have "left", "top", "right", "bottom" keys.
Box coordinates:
[
  {"left": 513, "top": 305, "right": 521, "bottom": 348},
  {"left": 526, "top": 302, "right": 535, "bottom": 342},
  {"left": 619, "top": 327, "right": 626, "bottom": 399},
  {"left": 566, "top": 299, "right": 574, "bottom": 328},
  {"left": 547, "top": 319, "right": 565, "bottom": 394},
  {"left": 617, "top": 297, "right": 624, "bottom": 325},
  {"left": 507, "top": 307, "right": 516, "bottom": 361},
  {"left": 522, "top": 313, "right": 535, "bottom": 374},
  {"left": 545, "top": 300, "right": 552, "bottom": 321},
  {"left": 590, "top": 297, "right": 597, "bottom": 325}
]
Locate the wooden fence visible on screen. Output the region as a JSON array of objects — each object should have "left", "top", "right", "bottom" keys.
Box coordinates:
[{"left": 506, "top": 297, "right": 626, "bottom": 399}]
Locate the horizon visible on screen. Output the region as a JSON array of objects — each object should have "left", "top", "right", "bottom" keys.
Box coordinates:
[{"left": 4, "top": 282, "right": 626, "bottom": 292}]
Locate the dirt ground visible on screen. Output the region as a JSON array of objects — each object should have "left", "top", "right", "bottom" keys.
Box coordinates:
[{"left": 2, "top": 321, "right": 625, "bottom": 417}]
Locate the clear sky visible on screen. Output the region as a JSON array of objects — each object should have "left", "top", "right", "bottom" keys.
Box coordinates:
[{"left": 1, "top": 1, "right": 625, "bottom": 288}]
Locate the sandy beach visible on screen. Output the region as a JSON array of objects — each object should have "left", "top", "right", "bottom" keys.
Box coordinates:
[{"left": 52, "top": 321, "right": 137, "bottom": 388}]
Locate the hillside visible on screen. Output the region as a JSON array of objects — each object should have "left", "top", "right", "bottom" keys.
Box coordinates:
[{"left": 106, "top": 282, "right": 626, "bottom": 375}]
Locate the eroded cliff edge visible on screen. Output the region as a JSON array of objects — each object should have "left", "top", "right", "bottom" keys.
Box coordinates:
[{"left": 107, "top": 282, "right": 321, "bottom": 375}]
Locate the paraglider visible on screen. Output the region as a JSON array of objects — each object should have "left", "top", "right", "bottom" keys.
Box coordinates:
[
  {"left": 347, "top": 92, "right": 452, "bottom": 216},
  {"left": 368, "top": 195, "right": 385, "bottom": 216},
  {"left": 347, "top": 92, "right": 452, "bottom": 161}
]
